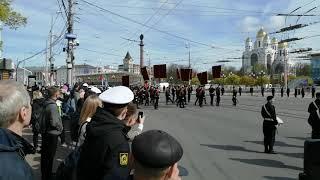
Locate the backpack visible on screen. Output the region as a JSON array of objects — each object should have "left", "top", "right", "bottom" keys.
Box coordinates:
[
  {"left": 70, "top": 112, "right": 81, "bottom": 142},
  {"left": 38, "top": 101, "right": 55, "bottom": 134},
  {"left": 55, "top": 146, "right": 81, "bottom": 180},
  {"left": 31, "top": 99, "right": 45, "bottom": 132}
]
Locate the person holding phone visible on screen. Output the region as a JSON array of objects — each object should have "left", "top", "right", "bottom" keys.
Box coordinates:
[{"left": 125, "top": 103, "right": 145, "bottom": 141}]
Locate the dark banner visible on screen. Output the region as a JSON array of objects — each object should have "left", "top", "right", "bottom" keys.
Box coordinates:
[
  {"left": 180, "top": 68, "right": 192, "bottom": 81},
  {"left": 212, "top": 65, "right": 222, "bottom": 79},
  {"left": 122, "top": 75, "right": 129, "bottom": 87},
  {"left": 176, "top": 69, "right": 181, "bottom": 80},
  {"left": 153, "top": 64, "right": 167, "bottom": 78},
  {"left": 140, "top": 67, "right": 149, "bottom": 80},
  {"left": 197, "top": 71, "right": 208, "bottom": 85}
]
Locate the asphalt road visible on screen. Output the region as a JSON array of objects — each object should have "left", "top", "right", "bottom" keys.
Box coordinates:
[{"left": 25, "top": 92, "right": 313, "bottom": 180}]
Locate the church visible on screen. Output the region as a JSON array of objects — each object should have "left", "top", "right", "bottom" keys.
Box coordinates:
[
  {"left": 118, "top": 52, "right": 140, "bottom": 75},
  {"left": 242, "top": 28, "right": 290, "bottom": 75}
]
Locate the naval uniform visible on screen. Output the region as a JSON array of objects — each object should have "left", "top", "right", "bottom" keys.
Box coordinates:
[
  {"left": 308, "top": 99, "right": 320, "bottom": 139},
  {"left": 216, "top": 87, "right": 221, "bottom": 106},
  {"left": 261, "top": 102, "right": 278, "bottom": 153},
  {"left": 271, "top": 88, "right": 275, "bottom": 97},
  {"left": 312, "top": 87, "right": 316, "bottom": 98},
  {"left": 281, "top": 87, "right": 284, "bottom": 97},
  {"left": 209, "top": 87, "right": 215, "bottom": 106}
]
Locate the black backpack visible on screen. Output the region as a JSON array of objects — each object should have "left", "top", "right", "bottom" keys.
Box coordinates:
[
  {"left": 38, "top": 101, "right": 55, "bottom": 134},
  {"left": 30, "top": 99, "right": 45, "bottom": 132}
]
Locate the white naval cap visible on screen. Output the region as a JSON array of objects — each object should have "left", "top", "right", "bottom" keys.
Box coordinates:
[
  {"left": 99, "top": 86, "right": 134, "bottom": 104},
  {"left": 89, "top": 86, "right": 102, "bottom": 94},
  {"left": 82, "top": 83, "right": 88, "bottom": 87}
]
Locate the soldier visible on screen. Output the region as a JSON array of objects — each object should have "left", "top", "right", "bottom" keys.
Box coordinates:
[
  {"left": 301, "top": 87, "right": 305, "bottom": 98},
  {"left": 178, "top": 87, "right": 185, "bottom": 108},
  {"left": 154, "top": 87, "right": 160, "bottom": 110},
  {"left": 294, "top": 87, "right": 298, "bottom": 98},
  {"left": 209, "top": 85, "right": 215, "bottom": 106},
  {"left": 312, "top": 86, "right": 316, "bottom": 98},
  {"left": 144, "top": 87, "right": 150, "bottom": 106},
  {"left": 216, "top": 85, "right": 221, "bottom": 106},
  {"left": 261, "top": 96, "right": 278, "bottom": 154},
  {"left": 271, "top": 87, "right": 275, "bottom": 97},
  {"left": 287, "top": 88, "right": 290, "bottom": 97},
  {"left": 183, "top": 86, "right": 187, "bottom": 105},
  {"left": 308, "top": 92, "right": 320, "bottom": 139},
  {"left": 239, "top": 86, "right": 242, "bottom": 96},
  {"left": 150, "top": 87, "right": 155, "bottom": 105},
  {"left": 199, "top": 87, "right": 205, "bottom": 107},
  {"left": 221, "top": 86, "right": 225, "bottom": 96},
  {"left": 250, "top": 87, "right": 254, "bottom": 96},
  {"left": 261, "top": 87, "right": 265, "bottom": 97},
  {"left": 165, "top": 87, "right": 173, "bottom": 105},
  {"left": 232, "top": 86, "right": 238, "bottom": 106},
  {"left": 194, "top": 86, "right": 200, "bottom": 106},
  {"left": 187, "top": 85, "right": 193, "bottom": 103},
  {"left": 171, "top": 86, "right": 176, "bottom": 102},
  {"left": 281, "top": 86, "right": 284, "bottom": 97}
]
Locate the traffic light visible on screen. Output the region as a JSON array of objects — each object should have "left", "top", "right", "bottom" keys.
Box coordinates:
[{"left": 50, "top": 64, "right": 54, "bottom": 72}]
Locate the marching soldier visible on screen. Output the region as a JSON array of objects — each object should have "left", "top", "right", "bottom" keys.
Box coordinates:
[
  {"left": 239, "top": 86, "right": 242, "bottom": 96},
  {"left": 183, "top": 86, "right": 187, "bottom": 105},
  {"left": 294, "top": 87, "right": 298, "bottom": 98},
  {"left": 312, "top": 86, "right": 316, "bottom": 98},
  {"left": 271, "top": 87, "right": 275, "bottom": 97},
  {"left": 165, "top": 87, "right": 173, "bottom": 105},
  {"left": 287, "top": 88, "right": 290, "bottom": 97},
  {"left": 232, "top": 86, "right": 238, "bottom": 106},
  {"left": 301, "top": 87, "right": 305, "bottom": 98},
  {"left": 308, "top": 92, "right": 320, "bottom": 139},
  {"left": 221, "top": 86, "right": 225, "bottom": 96},
  {"left": 187, "top": 85, "right": 193, "bottom": 103},
  {"left": 171, "top": 86, "right": 176, "bottom": 102},
  {"left": 199, "top": 87, "right": 205, "bottom": 107},
  {"left": 194, "top": 86, "right": 200, "bottom": 106},
  {"left": 150, "top": 87, "right": 155, "bottom": 105},
  {"left": 216, "top": 85, "right": 221, "bottom": 106},
  {"left": 250, "top": 87, "right": 253, "bottom": 96},
  {"left": 261, "top": 96, "right": 278, "bottom": 154},
  {"left": 281, "top": 86, "right": 284, "bottom": 97},
  {"left": 144, "top": 87, "right": 150, "bottom": 106},
  {"left": 261, "top": 87, "right": 265, "bottom": 97},
  {"left": 178, "top": 87, "right": 186, "bottom": 108},
  {"left": 209, "top": 85, "right": 215, "bottom": 106},
  {"left": 154, "top": 87, "right": 160, "bottom": 110}
]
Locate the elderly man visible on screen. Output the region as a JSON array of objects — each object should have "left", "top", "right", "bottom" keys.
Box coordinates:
[{"left": 0, "top": 80, "right": 35, "bottom": 180}]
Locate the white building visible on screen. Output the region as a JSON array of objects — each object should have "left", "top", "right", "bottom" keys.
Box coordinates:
[
  {"left": 118, "top": 52, "right": 140, "bottom": 75},
  {"left": 56, "top": 64, "right": 97, "bottom": 85},
  {"left": 242, "top": 28, "right": 290, "bottom": 75}
]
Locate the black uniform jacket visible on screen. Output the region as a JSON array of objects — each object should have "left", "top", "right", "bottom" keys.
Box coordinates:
[
  {"left": 308, "top": 99, "right": 320, "bottom": 129},
  {"left": 261, "top": 102, "right": 278, "bottom": 126},
  {"left": 77, "top": 107, "right": 130, "bottom": 180}
]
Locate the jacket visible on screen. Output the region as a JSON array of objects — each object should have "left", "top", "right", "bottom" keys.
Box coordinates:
[
  {"left": 0, "top": 128, "right": 35, "bottom": 180},
  {"left": 261, "top": 102, "right": 278, "bottom": 126},
  {"left": 44, "top": 98, "right": 63, "bottom": 135},
  {"left": 308, "top": 99, "right": 320, "bottom": 129},
  {"left": 77, "top": 107, "right": 131, "bottom": 180}
]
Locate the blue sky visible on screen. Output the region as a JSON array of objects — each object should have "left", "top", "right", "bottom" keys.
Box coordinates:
[{"left": 3, "top": 0, "right": 320, "bottom": 71}]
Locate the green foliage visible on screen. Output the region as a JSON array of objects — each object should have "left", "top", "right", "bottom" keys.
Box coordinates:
[
  {"left": 252, "top": 64, "right": 267, "bottom": 74},
  {"left": 240, "top": 75, "right": 256, "bottom": 86},
  {"left": 0, "top": 0, "right": 27, "bottom": 29},
  {"left": 213, "top": 78, "right": 224, "bottom": 85},
  {"left": 255, "top": 76, "right": 270, "bottom": 86},
  {"left": 295, "top": 63, "right": 311, "bottom": 77},
  {"left": 191, "top": 77, "right": 200, "bottom": 85},
  {"left": 225, "top": 74, "right": 240, "bottom": 85}
]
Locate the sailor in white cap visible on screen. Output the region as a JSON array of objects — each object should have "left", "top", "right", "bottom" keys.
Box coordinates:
[
  {"left": 78, "top": 86, "right": 134, "bottom": 180},
  {"left": 88, "top": 86, "right": 101, "bottom": 94}
]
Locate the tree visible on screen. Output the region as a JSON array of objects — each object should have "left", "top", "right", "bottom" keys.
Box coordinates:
[
  {"left": 240, "top": 75, "right": 255, "bottom": 86},
  {"left": 296, "top": 63, "right": 311, "bottom": 77},
  {"left": 191, "top": 77, "right": 200, "bottom": 85},
  {"left": 0, "top": 0, "right": 27, "bottom": 29},
  {"left": 255, "top": 76, "right": 270, "bottom": 86},
  {"left": 252, "top": 64, "right": 267, "bottom": 74},
  {"left": 212, "top": 78, "right": 224, "bottom": 85},
  {"left": 225, "top": 74, "right": 240, "bottom": 85}
]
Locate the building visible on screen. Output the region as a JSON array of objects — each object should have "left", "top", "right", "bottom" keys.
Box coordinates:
[
  {"left": 118, "top": 52, "right": 140, "bottom": 75},
  {"left": 242, "top": 28, "right": 290, "bottom": 75},
  {"left": 310, "top": 53, "right": 320, "bottom": 85},
  {"left": 0, "top": 58, "right": 14, "bottom": 80},
  {"left": 56, "top": 64, "right": 97, "bottom": 85}
]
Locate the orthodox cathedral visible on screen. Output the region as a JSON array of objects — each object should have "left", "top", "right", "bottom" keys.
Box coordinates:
[{"left": 242, "top": 28, "right": 290, "bottom": 75}]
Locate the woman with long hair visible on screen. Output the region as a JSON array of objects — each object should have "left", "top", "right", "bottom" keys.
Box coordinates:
[{"left": 78, "top": 95, "right": 102, "bottom": 146}]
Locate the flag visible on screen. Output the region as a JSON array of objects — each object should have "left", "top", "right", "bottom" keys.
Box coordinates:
[
  {"left": 212, "top": 65, "right": 222, "bottom": 79},
  {"left": 140, "top": 67, "right": 149, "bottom": 80},
  {"left": 122, "top": 76, "right": 129, "bottom": 87},
  {"left": 153, "top": 64, "right": 167, "bottom": 78},
  {"left": 180, "top": 68, "right": 192, "bottom": 81},
  {"left": 197, "top": 71, "right": 208, "bottom": 85}
]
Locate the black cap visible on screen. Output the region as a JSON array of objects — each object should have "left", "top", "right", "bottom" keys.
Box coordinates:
[
  {"left": 267, "top": 96, "right": 274, "bottom": 101},
  {"left": 132, "top": 130, "right": 183, "bottom": 168}
]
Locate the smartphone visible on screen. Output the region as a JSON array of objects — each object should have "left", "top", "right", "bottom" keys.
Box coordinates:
[{"left": 138, "top": 111, "right": 143, "bottom": 118}]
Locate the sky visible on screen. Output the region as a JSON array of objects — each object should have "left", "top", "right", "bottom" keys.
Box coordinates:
[{"left": 2, "top": 0, "right": 320, "bottom": 71}]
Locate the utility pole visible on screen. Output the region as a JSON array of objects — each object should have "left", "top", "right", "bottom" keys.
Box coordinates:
[
  {"left": 139, "top": 34, "right": 144, "bottom": 68},
  {"left": 66, "top": 0, "right": 75, "bottom": 85},
  {"left": 49, "top": 15, "right": 54, "bottom": 86},
  {"left": 45, "top": 40, "right": 49, "bottom": 85}
]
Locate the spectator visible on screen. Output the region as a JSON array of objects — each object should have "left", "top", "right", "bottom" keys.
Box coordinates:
[
  {"left": 124, "top": 103, "right": 145, "bottom": 141},
  {"left": 130, "top": 130, "right": 183, "bottom": 180},
  {"left": 41, "top": 87, "right": 63, "bottom": 180},
  {"left": 0, "top": 80, "right": 35, "bottom": 180},
  {"left": 77, "top": 95, "right": 102, "bottom": 146},
  {"left": 77, "top": 86, "right": 134, "bottom": 180},
  {"left": 31, "top": 90, "right": 45, "bottom": 151}
]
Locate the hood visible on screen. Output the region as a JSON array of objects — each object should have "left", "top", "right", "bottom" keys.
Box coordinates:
[
  {"left": 87, "top": 107, "right": 130, "bottom": 137},
  {"left": 0, "top": 128, "right": 35, "bottom": 156}
]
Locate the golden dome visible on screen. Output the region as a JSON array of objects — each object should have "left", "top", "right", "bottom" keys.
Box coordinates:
[
  {"left": 256, "top": 28, "right": 267, "bottom": 38},
  {"left": 263, "top": 35, "right": 270, "bottom": 42},
  {"left": 246, "top": 37, "right": 251, "bottom": 42},
  {"left": 278, "top": 42, "right": 288, "bottom": 49},
  {"left": 271, "top": 37, "right": 278, "bottom": 44}
]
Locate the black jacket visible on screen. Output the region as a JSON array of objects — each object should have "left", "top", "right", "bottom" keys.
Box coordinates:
[
  {"left": 261, "top": 102, "right": 278, "bottom": 126},
  {"left": 0, "top": 128, "right": 35, "bottom": 180},
  {"left": 78, "top": 107, "right": 130, "bottom": 180},
  {"left": 44, "top": 99, "right": 63, "bottom": 135},
  {"left": 308, "top": 99, "right": 320, "bottom": 129}
]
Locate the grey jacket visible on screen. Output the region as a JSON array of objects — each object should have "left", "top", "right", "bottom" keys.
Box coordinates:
[{"left": 44, "top": 99, "right": 63, "bottom": 135}]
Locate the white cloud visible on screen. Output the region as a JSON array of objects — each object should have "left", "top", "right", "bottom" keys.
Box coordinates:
[{"left": 239, "top": 16, "right": 261, "bottom": 32}]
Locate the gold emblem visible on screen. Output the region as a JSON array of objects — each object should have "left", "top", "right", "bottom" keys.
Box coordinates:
[{"left": 120, "top": 153, "right": 129, "bottom": 166}]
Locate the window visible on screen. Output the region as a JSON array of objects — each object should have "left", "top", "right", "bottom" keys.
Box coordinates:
[{"left": 258, "top": 41, "right": 260, "bottom": 47}]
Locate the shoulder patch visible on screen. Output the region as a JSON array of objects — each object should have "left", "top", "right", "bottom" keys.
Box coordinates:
[{"left": 119, "top": 153, "right": 129, "bottom": 166}]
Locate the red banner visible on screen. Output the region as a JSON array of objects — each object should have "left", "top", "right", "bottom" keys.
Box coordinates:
[
  {"left": 212, "top": 65, "right": 222, "bottom": 79},
  {"left": 180, "top": 68, "right": 192, "bottom": 81},
  {"left": 197, "top": 71, "right": 208, "bottom": 85},
  {"left": 176, "top": 69, "right": 181, "bottom": 80},
  {"left": 122, "top": 76, "right": 129, "bottom": 87},
  {"left": 153, "top": 64, "right": 167, "bottom": 78}
]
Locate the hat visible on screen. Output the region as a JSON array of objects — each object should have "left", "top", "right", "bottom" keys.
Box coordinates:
[
  {"left": 267, "top": 96, "right": 274, "bottom": 101},
  {"left": 89, "top": 86, "right": 101, "bottom": 94},
  {"left": 132, "top": 130, "right": 183, "bottom": 168},
  {"left": 99, "top": 86, "right": 134, "bottom": 104},
  {"left": 83, "top": 83, "right": 88, "bottom": 87}
]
